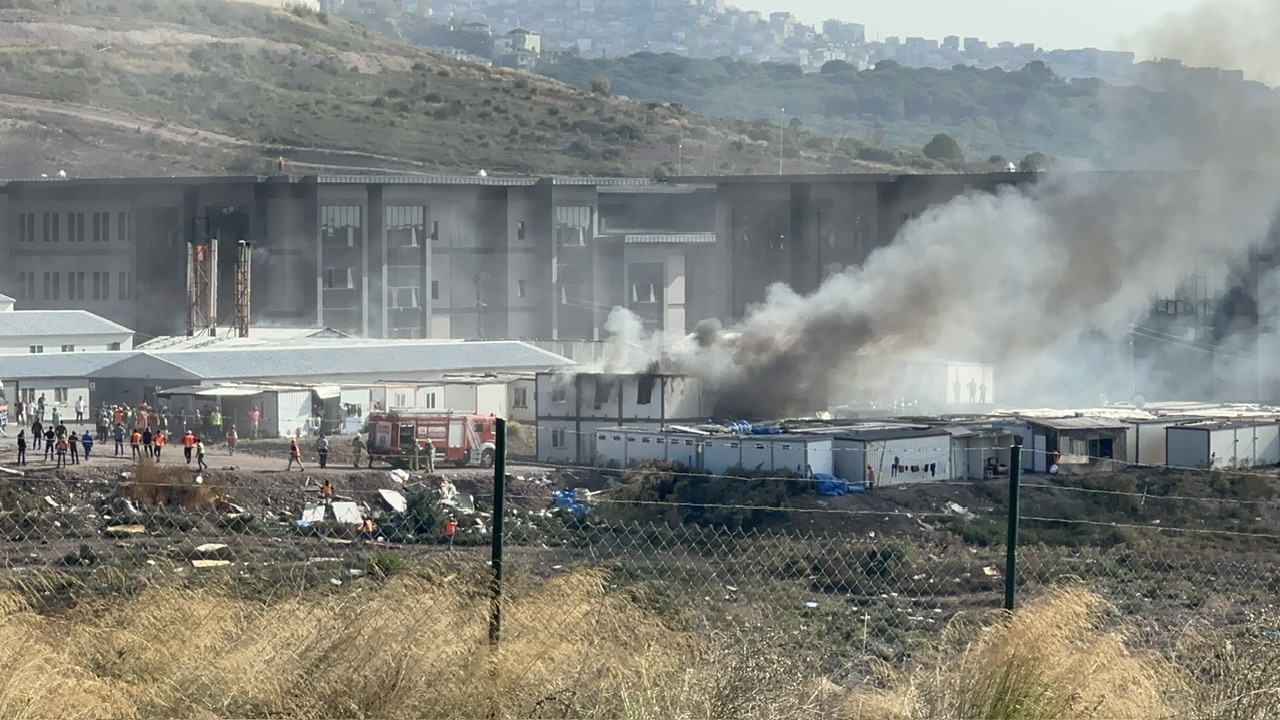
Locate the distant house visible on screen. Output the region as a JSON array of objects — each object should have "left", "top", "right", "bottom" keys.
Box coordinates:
[
  {"left": 506, "top": 27, "right": 542, "bottom": 55},
  {"left": 0, "top": 297, "right": 134, "bottom": 355},
  {"left": 459, "top": 21, "right": 491, "bottom": 36}
]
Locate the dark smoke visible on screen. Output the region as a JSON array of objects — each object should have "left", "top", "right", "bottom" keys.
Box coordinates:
[{"left": 609, "top": 1, "right": 1280, "bottom": 420}]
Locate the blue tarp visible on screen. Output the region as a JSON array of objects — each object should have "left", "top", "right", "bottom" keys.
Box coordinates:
[
  {"left": 813, "top": 473, "right": 860, "bottom": 497},
  {"left": 552, "top": 490, "right": 588, "bottom": 517}
]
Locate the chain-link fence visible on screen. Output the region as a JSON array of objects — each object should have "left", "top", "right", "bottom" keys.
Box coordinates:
[{"left": 1, "top": 431, "right": 1279, "bottom": 717}]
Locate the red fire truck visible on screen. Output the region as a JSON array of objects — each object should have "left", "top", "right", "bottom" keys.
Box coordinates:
[{"left": 366, "top": 411, "right": 499, "bottom": 468}]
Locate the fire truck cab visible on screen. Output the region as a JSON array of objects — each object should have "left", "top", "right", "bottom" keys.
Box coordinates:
[{"left": 367, "top": 410, "right": 498, "bottom": 468}]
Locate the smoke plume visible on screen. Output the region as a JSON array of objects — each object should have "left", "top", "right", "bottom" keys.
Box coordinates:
[
  {"left": 1136, "top": 0, "right": 1280, "bottom": 86},
  {"left": 607, "top": 0, "right": 1280, "bottom": 419}
]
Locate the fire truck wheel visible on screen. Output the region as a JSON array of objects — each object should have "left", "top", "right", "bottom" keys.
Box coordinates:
[{"left": 480, "top": 448, "right": 495, "bottom": 468}]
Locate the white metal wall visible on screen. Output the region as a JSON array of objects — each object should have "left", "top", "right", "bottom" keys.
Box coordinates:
[
  {"left": 1166, "top": 427, "right": 1210, "bottom": 468},
  {"left": 275, "top": 390, "right": 312, "bottom": 438},
  {"left": 864, "top": 435, "right": 953, "bottom": 486}
]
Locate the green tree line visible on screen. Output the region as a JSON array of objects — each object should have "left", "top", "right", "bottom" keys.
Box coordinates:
[{"left": 539, "top": 54, "right": 1271, "bottom": 163}]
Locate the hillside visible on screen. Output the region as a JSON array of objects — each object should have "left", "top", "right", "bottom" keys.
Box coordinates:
[
  {"left": 539, "top": 53, "right": 1280, "bottom": 163},
  {"left": 0, "top": 0, "right": 933, "bottom": 178}
]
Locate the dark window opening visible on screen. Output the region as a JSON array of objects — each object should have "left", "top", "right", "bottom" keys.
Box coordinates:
[{"left": 637, "top": 375, "right": 656, "bottom": 405}]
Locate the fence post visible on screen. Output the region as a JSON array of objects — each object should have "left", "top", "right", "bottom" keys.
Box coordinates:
[
  {"left": 1004, "top": 440, "right": 1022, "bottom": 611},
  {"left": 489, "top": 418, "right": 507, "bottom": 647}
]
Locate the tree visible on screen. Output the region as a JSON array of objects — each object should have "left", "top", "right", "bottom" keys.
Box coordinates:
[
  {"left": 1019, "top": 151, "right": 1052, "bottom": 172},
  {"left": 819, "top": 59, "right": 854, "bottom": 74},
  {"left": 589, "top": 75, "right": 611, "bottom": 95},
  {"left": 923, "top": 132, "right": 964, "bottom": 163}
]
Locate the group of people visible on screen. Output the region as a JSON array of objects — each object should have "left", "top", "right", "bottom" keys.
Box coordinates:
[
  {"left": 14, "top": 419, "right": 95, "bottom": 468},
  {"left": 95, "top": 402, "right": 261, "bottom": 444},
  {"left": 8, "top": 394, "right": 85, "bottom": 427}
]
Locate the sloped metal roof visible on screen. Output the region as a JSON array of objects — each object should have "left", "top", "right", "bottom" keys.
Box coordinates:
[
  {"left": 0, "top": 310, "right": 132, "bottom": 339},
  {"left": 142, "top": 341, "right": 572, "bottom": 382},
  {"left": 0, "top": 351, "right": 132, "bottom": 379}
]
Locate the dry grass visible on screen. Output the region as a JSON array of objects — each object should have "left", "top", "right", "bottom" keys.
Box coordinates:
[
  {"left": 0, "top": 565, "right": 1276, "bottom": 719},
  {"left": 0, "top": 565, "right": 837, "bottom": 719}
]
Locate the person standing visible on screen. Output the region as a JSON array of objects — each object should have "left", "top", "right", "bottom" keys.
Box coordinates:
[
  {"left": 320, "top": 479, "right": 334, "bottom": 505},
  {"left": 81, "top": 430, "right": 94, "bottom": 461},
  {"left": 142, "top": 428, "right": 153, "bottom": 459},
  {"left": 74, "top": 396, "right": 85, "bottom": 424},
  {"left": 14, "top": 400, "right": 24, "bottom": 426},
  {"left": 444, "top": 516, "right": 457, "bottom": 549},
  {"left": 249, "top": 406, "right": 261, "bottom": 439},
  {"left": 225, "top": 425, "right": 238, "bottom": 456},
  {"left": 195, "top": 439, "right": 208, "bottom": 471},
  {"left": 361, "top": 515, "right": 377, "bottom": 541},
  {"left": 44, "top": 427, "right": 56, "bottom": 461},
  {"left": 16, "top": 431, "right": 26, "bottom": 466},
  {"left": 407, "top": 438, "right": 420, "bottom": 471},
  {"left": 51, "top": 405, "right": 61, "bottom": 427},
  {"left": 182, "top": 431, "right": 196, "bottom": 464},
  {"left": 30, "top": 419, "right": 42, "bottom": 453},
  {"left": 315, "top": 434, "right": 329, "bottom": 469},
  {"left": 97, "top": 406, "right": 110, "bottom": 442},
  {"left": 351, "top": 433, "right": 364, "bottom": 468},
  {"left": 423, "top": 438, "right": 435, "bottom": 475},
  {"left": 153, "top": 430, "right": 166, "bottom": 461},
  {"left": 287, "top": 439, "right": 304, "bottom": 470},
  {"left": 54, "top": 434, "right": 68, "bottom": 468},
  {"left": 113, "top": 423, "right": 126, "bottom": 456},
  {"left": 68, "top": 431, "right": 80, "bottom": 465},
  {"left": 130, "top": 428, "right": 142, "bottom": 460},
  {"left": 36, "top": 394, "right": 45, "bottom": 423},
  {"left": 208, "top": 407, "right": 222, "bottom": 441}
]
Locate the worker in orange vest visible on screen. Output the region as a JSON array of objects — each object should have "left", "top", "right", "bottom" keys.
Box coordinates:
[
  {"left": 287, "top": 439, "right": 304, "bottom": 470},
  {"left": 130, "top": 428, "right": 142, "bottom": 460},
  {"left": 181, "top": 430, "right": 197, "bottom": 464},
  {"left": 249, "top": 407, "right": 261, "bottom": 439},
  {"left": 361, "top": 515, "right": 377, "bottom": 541},
  {"left": 444, "top": 516, "right": 458, "bottom": 549},
  {"left": 55, "top": 434, "right": 69, "bottom": 469},
  {"left": 320, "top": 479, "right": 334, "bottom": 505},
  {"left": 153, "top": 430, "right": 166, "bottom": 462}
]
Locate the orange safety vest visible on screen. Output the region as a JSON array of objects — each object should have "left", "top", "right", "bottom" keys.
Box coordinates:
[
  {"left": 182, "top": 434, "right": 196, "bottom": 448},
  {"left": 130, "top": 432, "right": 142, "bottom": 445},
  {"left": 321, "top": 482, "right": 334, "bottom": 497},
  {"left": 444, "top": 519, "right": 457, "bottom": 537},
  {"left": 290, "top": 444, "right": 300, "bottom": 457},
  {"left": 362, "top": 518, "right": 375, "bottom": 533},
  {"left": 155, "top": 433, "right": 167, "bottom": 446},
  {"left": 57, "top": 438, "right": 69, "bottom": 451}
]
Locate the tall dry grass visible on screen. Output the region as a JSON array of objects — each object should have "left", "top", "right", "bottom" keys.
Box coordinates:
[
  {"left": 0, "top": 564, "right": 1277, "bottom": 719},
  {"left": 0, "top": 565, "right": 837, "bottom": 719},
  {"left": 846, "top": 585, "right": 1280, "bottom": 720}
]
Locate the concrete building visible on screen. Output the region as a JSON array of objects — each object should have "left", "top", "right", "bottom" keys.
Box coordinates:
[
  {"left": 535, "top": 371, "right": 712, "bottom": 463},
  {"left": 0, "top": 299, "right": 133, "bottom": 355}
]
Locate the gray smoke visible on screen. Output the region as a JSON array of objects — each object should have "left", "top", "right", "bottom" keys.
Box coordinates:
[
  {"left": 1136, "top": 0, "right": 1280, "bottom": 85},
  {"left": 607, "top": 1, "right": 1280, "bottom": 419}
]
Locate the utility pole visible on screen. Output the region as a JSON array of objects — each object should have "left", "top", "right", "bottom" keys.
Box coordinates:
[
  {"left": 1004, "top": 439, "right": 1023, "bottom": 611},
  {"left": 778, "top": 107, "right": 785, "bottom": 175},
  {"left": 473, "top": 272, "right": 484, "bottom": 340},
  {"left": 678, "top": 142, "right": 683, "bottom": 176}
]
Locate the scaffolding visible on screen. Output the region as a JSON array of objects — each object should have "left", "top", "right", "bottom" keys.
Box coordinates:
[
  {"left": 234, "top": 240, "right": 252, "bottom": 338},
  {"left": 187, "top": 217, "right": 218, "bottom": 338}
]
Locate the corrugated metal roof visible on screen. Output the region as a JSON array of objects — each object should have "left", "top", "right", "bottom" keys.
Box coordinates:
[
  {"left": 1173, "top": 419, "right": 1280, "bottom": 431},
  {"left": 143, "top": 340, "right": 572, "bottom": 381},
  {"left": 0, "top": 310, "right": 132, "bottom": 339},
  {"left": 1024, "top": 416, "right": 1131, "bottom": 431},
  {"left": 624, "top": 232, "right": 717, "bottom": 244},
  {"left": 136, "top": 327, "right": 351, "bottom": 351},
  {"left": 0, "top": 351, "right": 133, "bottom": 379},
  {"left": 834, "top": 428, "right": 951, "bottom": 442}
]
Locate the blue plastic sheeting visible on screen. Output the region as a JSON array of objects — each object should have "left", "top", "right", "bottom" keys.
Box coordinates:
[
  {"left": 813, "top": 473, "right": 854, "bottom": 497},
  {"left": 552, "top": 490, "right": 587, "bottom": 517}
]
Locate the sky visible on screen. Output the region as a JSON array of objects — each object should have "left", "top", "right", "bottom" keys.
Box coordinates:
[{"left": 782, "top": 0, "right": 1209, "bottom": 53}]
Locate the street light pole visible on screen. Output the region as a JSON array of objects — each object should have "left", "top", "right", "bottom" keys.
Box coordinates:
[
  {"left": 678, "top": 142, "right": 683, "bottom": 176},
  {"left": 778, "top": 107, "right": 785, "bottom": 175}
]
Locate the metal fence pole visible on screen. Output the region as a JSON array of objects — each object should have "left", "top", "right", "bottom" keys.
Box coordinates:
[
  {"left": 489, "top": 418, "right": 507, "bottom": 647},
  {"left": 1005, "top": 440, "right": 1022, "bottom": 611}
]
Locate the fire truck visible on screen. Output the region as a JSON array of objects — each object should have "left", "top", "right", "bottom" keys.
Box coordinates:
[{"left": 366, "top": 411, "right": 499, "bottom": 468}]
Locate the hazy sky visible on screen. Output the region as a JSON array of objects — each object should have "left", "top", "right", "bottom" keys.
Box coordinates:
[{"left": 781, "top": 0, "right": 1208, "bottom": 52}]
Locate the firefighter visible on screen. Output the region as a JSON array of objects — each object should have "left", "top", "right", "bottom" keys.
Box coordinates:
[
  {"left": 423, "top": 438, "right": 435, "bottom": 474},
  {"left": 407, "top": 438, "right": 420, "bottom": 472},
  {"left": 351, "top": 433, "right": 364, "bottom": 468}
]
